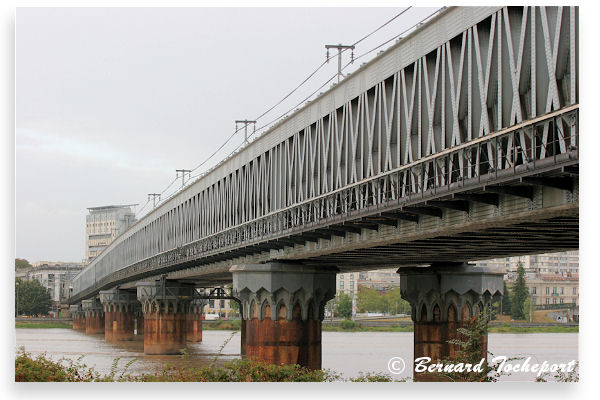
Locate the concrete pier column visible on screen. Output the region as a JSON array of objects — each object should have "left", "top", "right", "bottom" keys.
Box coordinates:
[
  {"left": 137, "top": 281, "right": 194, "bottom": 355},
  {"left": 99, "top": 289, "right": 137, "bottom": 342},
  {"left": 186, "top": 299, "right": 207, "bottom": 342},
  {"left": 134, "top": 306, "right": 144, "bottom": 335},
  {"left": 69, "top": 305, "right": 85, "bottom": 331},
  {"left": 104, "top": 306, "right": 115, "bottom": 342},
  {"left": 81, "top": 299, "right": 104, "bottom": 335},
  {"left": 231, "top": 263, "right": 337, "bottom": 370},
  {"left": 397, "top": 263, "right": 503, "bottom": 382}
]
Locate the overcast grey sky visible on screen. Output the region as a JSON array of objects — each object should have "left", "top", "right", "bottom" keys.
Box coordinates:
[{"left": 16, "top": 7, "right": 439, "bottom": 263}]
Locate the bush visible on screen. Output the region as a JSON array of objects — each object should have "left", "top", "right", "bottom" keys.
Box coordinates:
[
  {"left": 339, "top": 319, "right": 360, "bottom": 330},
  {"left": 15, "top": 348, "right": 99, "bottom": 382},
  {"left": 204, "top": 319, "right": 241, "bottom": 330},
  {"left": 14, "top": 348, "right": 339, "bottom": 382}
]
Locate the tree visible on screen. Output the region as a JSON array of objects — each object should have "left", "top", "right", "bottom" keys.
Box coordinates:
[
  {"left": 324, "top": 298, "right": 336, "bottom": 320},
  {"left": 356, "top": 287, "right": 381, "bottom": 313},
  {"left": 335, "top": 292, "right": 353, "bottom": 319},
  {"left": 225, "top": 285, "right": 240, "bottom": 314},
  {"left": 382, "top": 290, "right": 410, "bottom": 315},
  {"left": 15, "top": 278, "right": 52, "bottom": 316},
  {"left": 501, "top": 281, "right": 511, "bottom": 316},
  {"left": 510, "top": 263, "right": 529, "bottom": 320},
  {"left": 15, "top": 258, "right": 32, "bottom": 270}
]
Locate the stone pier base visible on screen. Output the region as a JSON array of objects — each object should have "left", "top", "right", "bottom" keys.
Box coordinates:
[
  {"left": 398, "top": 263, "right": 503, "bottom": 382},
  {"left": 82, "top": 299, "right": 104, "bottom": 335},
  {"left": 144, "top": 310, "right": 187, "bottom": 354},
  {"left": 104, "top": 309, "right": 115, "bottom": 342},
  {"left": 70, "top": 306, "right": 85, "bottom": 331},
  {"left": 100, "top": 289, "right": 137, "bottom": 342},
  {"left": 137, "top": 281, "right": 194, "bottom": 355},
  {"left": 186, "top": 299, "right": 206, "bottom": 342},
  {"left": 136, "top": 313, "right": 144, "bottom": 335},
  {"left": 243, "top": 303, "right": 322, "bottom": 369},
  {"left": 85, "top": 311, "right": 105, "bottom": 334},
  {"left": 231, "top": 263, "right": 336, "bottom": 370}
]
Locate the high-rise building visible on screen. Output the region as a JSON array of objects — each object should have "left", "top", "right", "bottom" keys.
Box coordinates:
[{"left": 85, "top": 205, "right": 137, "bottom": 262}]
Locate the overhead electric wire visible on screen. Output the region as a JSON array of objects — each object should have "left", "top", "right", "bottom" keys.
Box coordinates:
[
  {"left": 187, "top": 8, "right": 416, "bottom": 176},
  {"left": 136, "top": 7, "right": 439, "bottom": 218},
  {"left": 135, "top": 199, "right": 152, "bottom": 217},
  {"left": 350, "top": 7, "right": 412, "bottom": 47},
  {"left": 347, "top": 7, "right": 444, "bottom": 65}
]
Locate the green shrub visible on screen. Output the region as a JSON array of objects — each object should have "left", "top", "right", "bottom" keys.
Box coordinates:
[
  {"left": 15, "top": 348, "right": 99, "bottom": 382},
  {"left": 339, "top": 319, "right": 359, "bottom": 330},
  {"left": 204, "top": 319, "right": 241, "bottom": 330}
]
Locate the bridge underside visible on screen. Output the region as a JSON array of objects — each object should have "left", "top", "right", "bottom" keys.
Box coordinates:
[
  {"left": 153, "top": 165, "right": 579, "bottom": 288},
  {"left": 163, "top": 208, "right": 577, "bottom": 288}
]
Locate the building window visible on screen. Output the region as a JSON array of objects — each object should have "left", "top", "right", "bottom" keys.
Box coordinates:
[
  {"left": 546, "top": 287, "right": 550, "bottom": 295},
  {"left": 560, "top": 298, "right": 564, "bottom": 304},
  {"left": 532, "top": 297, "right": 536, "bottom": 305},
  {"left": 553, "top": 298, "right": 557, "bottom": 304},
  {"left": 560, "top": 287, "right": 564, "bottom": 294},
  {"left": 209, "top": 300, "right": 214, "bottom": 308},
  {"left": 340, "top": 281, "right": 344, "bottom": 289},
  {"left": 552, "top": 287, "right": 557, "bottom": 294},
  {"left": 340, "top": 275, "right": 344, "bottom": 280},
  {"left": 220, "top": 300, "right": 225, "bottom": 309},
  {"left": 573, "top": 287, "right": 577, "bottom": 295},
  {"left": 546, "top": 298, "right": 550, "bottom": 305},
  {"left": 350, "top": 282, "right": 354, "bottom": 289},
  {"left": 532, "top": 287, "right": 537, "bottom": 294}
]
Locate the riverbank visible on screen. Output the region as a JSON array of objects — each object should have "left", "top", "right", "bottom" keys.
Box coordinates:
[
  {"left": 321, "top": 321, "right": 578, "bottom": 334},
  {"left": 15, "top": 321, "right": 72, "bottom": 329},
  {"left": 14, "top": 319, "right": 578, "bottom": 333}
]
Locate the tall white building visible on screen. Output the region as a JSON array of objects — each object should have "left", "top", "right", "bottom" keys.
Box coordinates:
[{"left": 85, "top": 205, "right": 137, "bottom": 262}]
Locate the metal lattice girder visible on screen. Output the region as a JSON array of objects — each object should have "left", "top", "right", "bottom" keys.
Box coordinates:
[{"left": 71, "top": 6, "right": 578, "bottom": 301}]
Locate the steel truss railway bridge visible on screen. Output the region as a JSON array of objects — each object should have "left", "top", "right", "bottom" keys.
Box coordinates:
[{"left": 69, "top": 6, "right": 578, "bottom": 380}]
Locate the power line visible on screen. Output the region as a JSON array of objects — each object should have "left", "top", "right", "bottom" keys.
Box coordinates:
[
  {"left": 350, "top": 7, "right": 412, "bottom": 47},
  {"left": 137, "top": 8, "right": 436, "bottom": 217},
  {"left": 135, "top": 199, "right": 151, "bottom": 217},
  {"left": 348, "top": 8, "right": 444, "bottom": 65},
  {"left": 188, "top": 9, "right": 416, "bottom": 176},
  {"left": 239, "top": 8, "right": 443, "bottom": 154}
]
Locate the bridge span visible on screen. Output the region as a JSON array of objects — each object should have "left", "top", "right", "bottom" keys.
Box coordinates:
[{"left": 69, "top": 6, "right": 578, "bottom": 380}]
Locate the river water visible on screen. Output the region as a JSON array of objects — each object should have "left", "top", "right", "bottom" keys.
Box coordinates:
[{"left": 15, "top": 329, "right": 578, "bottom": 382}]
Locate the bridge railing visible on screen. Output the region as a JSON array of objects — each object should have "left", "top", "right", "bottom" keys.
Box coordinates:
[{"left": 71, "top": 106, "right": 578, "bottom": 302}]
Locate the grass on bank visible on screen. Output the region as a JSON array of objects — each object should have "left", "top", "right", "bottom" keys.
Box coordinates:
[
  {"left": 488, "top": 324, "right": 578, "bottom": 333},
  {"left": 321, "top": 319, "right": 578, "bottom": 334},
  {"left": 203, "top": 319, "right": 242, "bottom": 330},
  {"left": 14, "top": 318, "right": 578, "bottom": 334},
  {"left": 15, "top": 322, "right": 72, "bottom": 329}
]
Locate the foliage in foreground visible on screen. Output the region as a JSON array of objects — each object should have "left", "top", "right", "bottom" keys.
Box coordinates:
[
  {"left": 15, "top": 348, "right": 404, "bottom": 382},
  {"left": 434, "top": 307, "right": 502, "bottom": 382}
]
